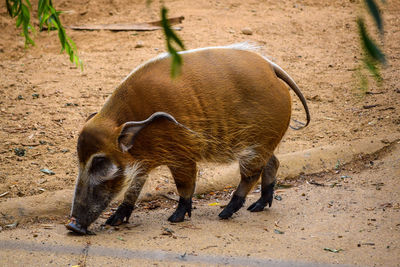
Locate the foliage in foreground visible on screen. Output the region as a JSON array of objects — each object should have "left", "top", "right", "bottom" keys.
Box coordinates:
[
  {"left": 6, "top": 0, "right": 184, "bottom": 75},
  {"left": 161, "top": 6, "right": 185, "bottom": 77},
  {"left": 357, "top": 0, "right": 386, "bottom": 90},
  {"left": 6, "top": 0, "right": 82, "bottom": 69}
]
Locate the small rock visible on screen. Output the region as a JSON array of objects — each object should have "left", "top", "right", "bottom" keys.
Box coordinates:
[
  {"left": 65, "top": 103, "right": 78, "bottom": 107},
  {"left": 274, "top": 229, "right": 284, "bottom": 234},
  {"left": 38, "top": 188, "right": 46, "bottom": 193},
  {"left": 14, "top": 148, "right": 26, "bottom": 157},
  {"left": 135, "top": 41, "right": 144, "bottom": 48},
  {"left": 40, "top": 168, "right": 55, "bottom": 175},
  {"left": 307, "top": 95, "right": 321, "bottom": 102},
  {"left": 161, "top": 227, "right": 175, "bottom": 236},
  {"left": 38, "top": 178, "right": 47, "bottom": 184},
  {"left": 241, "top": 28, "right": 253, "bottom": 35},
  {"left": 5, "top": 222, "right": 18, "bottom": 229}
]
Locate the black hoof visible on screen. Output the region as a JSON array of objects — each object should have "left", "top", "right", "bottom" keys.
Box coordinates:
[
  {"left": 218, "top": 209, "right": 233, "bottom": 219},
  {"left": 248, "top": 182, "right": 275, "bottom": 212},
  {"left": 168, "top": 197, "right": 192, "bottom": 223},
  {"left": 247, "top": 201, "right": 266, "bottom": 212},
  {"left": 106, "top": 202, "right": 134, "bottom": 226},
  {"left": 66, "top": 221, "right": 88, "bottom": 235},
  {"left": 218, "top": 195, "right": 245, "bottom": 219}
]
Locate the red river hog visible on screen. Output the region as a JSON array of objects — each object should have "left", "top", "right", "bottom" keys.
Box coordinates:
[{"left": 66, "top": 44, "right": 310, "bottom": 235}]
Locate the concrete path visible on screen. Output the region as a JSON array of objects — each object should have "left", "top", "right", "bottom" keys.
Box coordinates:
[{"left": 1, "top": 134, "right": 398, "bottom": 225}]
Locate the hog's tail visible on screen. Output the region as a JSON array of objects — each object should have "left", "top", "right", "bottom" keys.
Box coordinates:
[{"left": 265, "top": 58, "right": 311, "bottom": 130}]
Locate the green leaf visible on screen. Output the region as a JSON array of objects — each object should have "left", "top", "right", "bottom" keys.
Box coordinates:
[
  {"left": 6, "top": 0, "right": 22, "bottom": 17},
  {"left": 16, "top": 13, "right": 23, "bottom": 27},
  {"left": 161, "top": 6, "right": 185, "bottom": 77},
  {"left": 57, "top": 28, "right": 67, "bottom": 51},
  {"left": 39, "top": 13, "right": 51, "bottom": 29},
  {"left": 6, "top": 0, "right": 14, "bottom": 16},
  {"left": 67, "top": 36, "right": 77, "bottom": 51},
  {"left": 24, "top": 0, "right": 32, "bottom": 11},
  {"left": 364, "top": 0, "right": 383, "bottom": 34},
  {"left": 20, "top": 4, "right": 30, "bottom": 23},
  {"left": 357, "top": 18, "right": 386, "bottom": 64},
  {"left": 364, "top": 57, "right": 382, "bottom": 83},
  {"left": 38, "top": 0, "right": 46, "bottom": 17},
  {"left": 18, "top": 3, "right": 35, "bottom": 46},
  {"left": 324, "top": 248, "right": 343, "bottom": 253}
]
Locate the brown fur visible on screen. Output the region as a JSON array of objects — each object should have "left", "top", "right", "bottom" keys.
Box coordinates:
[{"left": 98, "top": 49, "right": 291, "bottom": 167}]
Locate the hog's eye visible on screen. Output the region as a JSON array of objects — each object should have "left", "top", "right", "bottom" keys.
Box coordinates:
[{"left": 90, "top": 156, "right": 111, "bottom": 176}]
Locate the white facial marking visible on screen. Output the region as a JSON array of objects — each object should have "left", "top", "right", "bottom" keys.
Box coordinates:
[
  {"left": 83, "top": 153, "right": 119, "bottom": 185},
  {"left": 90, "top": 164, "right": 119, "bottom": 185}
]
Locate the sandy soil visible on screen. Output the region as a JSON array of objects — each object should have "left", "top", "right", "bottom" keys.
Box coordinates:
[{"left": 0, "top": 0, "right": 399, "bottom": 266}]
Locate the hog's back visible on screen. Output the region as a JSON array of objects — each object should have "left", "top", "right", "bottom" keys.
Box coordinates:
[{"left": 102, "top": 48, "right": 292, "bottom": 164}]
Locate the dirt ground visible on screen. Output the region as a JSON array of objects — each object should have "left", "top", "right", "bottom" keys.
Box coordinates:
[{"left": 0, "top": 0, "right": 399, "bottom": 266}]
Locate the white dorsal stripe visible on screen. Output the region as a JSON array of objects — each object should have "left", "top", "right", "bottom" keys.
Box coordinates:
[{"left": 120, "top": 42, "right": 264, "bottom": 84}]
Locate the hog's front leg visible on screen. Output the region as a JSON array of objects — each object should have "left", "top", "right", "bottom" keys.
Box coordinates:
[{"left": 106, "top": 173, "right": 148, "bottom": 226}]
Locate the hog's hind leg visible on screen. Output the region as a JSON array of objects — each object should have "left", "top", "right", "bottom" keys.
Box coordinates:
[
  {"left": 219, "top": 161, "right": 263, "bottom": 219},
  {"left": 247, "top": 154, "right": 279, "bottom": 212},
  {"left": 167, "top": 160, "right": 197, "bottom": 222}
]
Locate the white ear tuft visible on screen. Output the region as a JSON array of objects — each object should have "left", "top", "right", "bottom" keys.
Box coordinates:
[{"left": 120, "top": 143, "right": 130, "bottom": 153}]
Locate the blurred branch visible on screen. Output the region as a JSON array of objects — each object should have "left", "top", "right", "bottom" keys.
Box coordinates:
[
  {"left": 357, "top": 0, "right": 386, "bottom": 89},
  {"left": 161, "top": 6, "right": 185, "bottom": 78},
  {"left": 6, "top": 0, "right": 82, "bottom": 69},
  {"left": 6, "top": 0, "right": 35, "bottom": 46}
]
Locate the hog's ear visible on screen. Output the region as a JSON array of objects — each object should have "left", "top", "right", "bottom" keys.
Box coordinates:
[
  {"left": 117, "top": 123, "right": 143, "bottom": 153},
  {"left": 86, "top": 112, "right": 98, "bottom": 122},
  {"left": 117, "top": 112, "right": 188, "bottom": 153}
]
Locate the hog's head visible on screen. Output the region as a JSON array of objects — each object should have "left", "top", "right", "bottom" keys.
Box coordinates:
[
  {"left": 68, "top": 111, "right": 189, "bottom": 234},
  {"left": 69, "top": 114, "right": 131, "bottom": 233}
]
